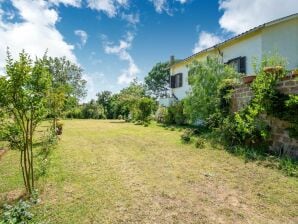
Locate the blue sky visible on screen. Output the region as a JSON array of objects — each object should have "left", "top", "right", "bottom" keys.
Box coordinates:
[{"left": 0, "top": 0, "right": 297, "bottom": 101}]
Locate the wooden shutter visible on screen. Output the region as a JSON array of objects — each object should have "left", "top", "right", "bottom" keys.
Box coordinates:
[
  {"left": 170, "top": 75, "right": 176, "bottom": 88},
  {"left": 178, "top": 73, "right": 183, "bottom": 87},
  {"left": 239, "top": 57, "right": 246, "bottom": 74}
]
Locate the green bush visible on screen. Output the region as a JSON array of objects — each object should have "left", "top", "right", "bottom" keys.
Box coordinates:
[
  {"left": 181, "top": 129, "right": 193, "bottom": 143},
  {"left": 1, "top": 200, "right": 33, "bottom": 224},
  {"left": 195, "top": 137, "right": 206, "bottom": 149}
]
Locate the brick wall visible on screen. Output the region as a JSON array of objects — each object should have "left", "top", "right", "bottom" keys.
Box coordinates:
[{"left": 231, "top": 77, "right": 298, "bottom": 158}]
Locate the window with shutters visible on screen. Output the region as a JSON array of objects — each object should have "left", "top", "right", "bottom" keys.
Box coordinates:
[
  {"left": 170, "top": 73, "right": 183, "bottom": 88},
  {"left": 226, "top": 56, "right": 246, "bottom": 74}
]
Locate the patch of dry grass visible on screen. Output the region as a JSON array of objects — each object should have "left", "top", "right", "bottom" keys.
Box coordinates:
[{"left": 0, "top": 120, "right": 297, "bottom": 223}]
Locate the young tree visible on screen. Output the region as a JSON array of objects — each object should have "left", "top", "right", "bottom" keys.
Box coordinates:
[
  {"left": 145, "top": 62, "right": 170, "bottom": 98},
  {"left": 184, "top": 57, "right": 240, "bottom": 122},
  {"left": 0, "top": 51, "right": 51, "bottom": 194}
]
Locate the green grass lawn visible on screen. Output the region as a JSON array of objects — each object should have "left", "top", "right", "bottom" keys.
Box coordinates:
[{"left": 0, "top": 120, "right": 298, "bottom": 223}]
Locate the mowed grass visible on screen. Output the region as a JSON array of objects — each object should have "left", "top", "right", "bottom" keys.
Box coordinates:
[{"left": 0, "top": 120, "right": 298, "bottom": 223}]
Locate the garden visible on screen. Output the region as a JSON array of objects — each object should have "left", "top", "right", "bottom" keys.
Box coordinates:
[{"left": 0, "top": 51, "right": 297, "bottom": 223}]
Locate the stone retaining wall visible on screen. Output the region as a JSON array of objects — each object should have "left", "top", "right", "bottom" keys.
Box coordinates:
[{"left": 231, "top": 77, "right": 298, "bottom": 158}]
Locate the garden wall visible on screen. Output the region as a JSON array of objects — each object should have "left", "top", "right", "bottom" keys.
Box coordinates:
[{"left": 231, "top": 77, "right": 298, "bottom": 158}]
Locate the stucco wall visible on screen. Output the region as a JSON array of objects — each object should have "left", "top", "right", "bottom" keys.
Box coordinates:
[
  {"left": 221, "top": 33, "right": 262, "bottom": 75},
  {"left": 170, "top": 66, "right": 191, "bottom": 100},
  {"left": 262, "top": 18, "right": 298, "bottom": 70}
]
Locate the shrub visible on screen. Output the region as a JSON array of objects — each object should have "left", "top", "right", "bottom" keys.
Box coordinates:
[
  {"left": 136, "top": 97, "right": 155, "bottom": 122},
  {"left": 195, "top": 137, "right": 206, "bottom": 149},
  {"left": 1, "top": 200, "right": 33, "bottom": 224},
  {"left": 155, "top": 106, "right": 167, "bottom": 123},
  {"left": 181, "top": 129, "right": 193, "bottom": 143}
]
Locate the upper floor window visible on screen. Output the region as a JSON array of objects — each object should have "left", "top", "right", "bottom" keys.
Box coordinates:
[
  {"left": 226, "top": 56, "right": 246, "bottom": 74},
  {"left": 170, "top": 73, "right": 183, "bottom": 88}
]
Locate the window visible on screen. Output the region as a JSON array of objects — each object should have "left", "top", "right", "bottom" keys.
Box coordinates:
[
  {"left": 170, "top": 73, "right": 183, "bottom": 88},
  {"left": 226, "top": 56, "right": 246, "bottom": 74}
]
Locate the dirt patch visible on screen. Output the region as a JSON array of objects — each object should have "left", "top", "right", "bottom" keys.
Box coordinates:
[
  {"left": 0, "top": 148, "right": 7, "bottom": 160},
  {"left": 0, "top": 189, "right": 25, "bottom": 204}
]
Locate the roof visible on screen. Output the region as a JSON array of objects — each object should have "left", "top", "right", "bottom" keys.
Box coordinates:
[{"left": 172, "top": 13, "right": 298, "bottom": 68}]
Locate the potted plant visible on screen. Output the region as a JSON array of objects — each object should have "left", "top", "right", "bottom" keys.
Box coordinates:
[
  {"left": 242, "top": 75, "right": 256, "bottom": 84},
  {"left": 263, "top": 66, "right": 284, "bottom": 74}
]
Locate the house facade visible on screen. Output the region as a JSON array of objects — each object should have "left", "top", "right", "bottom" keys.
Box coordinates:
[{"left": 160, "top": 13, "right": 298, "bottom": 106}]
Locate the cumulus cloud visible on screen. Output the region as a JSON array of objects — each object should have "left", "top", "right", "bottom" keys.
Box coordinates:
[
  {"left": 103, "top": 32, "right": 140, "bottom": 84},
  {"left": 86, "top": 0, "right": 128, "bottom": 17},
  {"left": 0, "top": 0, "right": 76, "bottom": 71},
  {"left": 121, "top": 12, "right": 140, "bottom": 25},
  {"left": 74, "top": 29, "right": 88, "bottom": 48},
  {"left": 83, "top": 72, "right": 106, "bottom": 102},
  {"left": 219, "top": 0, "right": 298, "bottom": 34},
  {"left": 192, "top": 31, "right": 222, "bottom": 54},
  {"left": 150, "top": 0, "right": 189, "bottom": 14},
  {"left": 48, "top": 0, "right": 82, "bottom": 7}
]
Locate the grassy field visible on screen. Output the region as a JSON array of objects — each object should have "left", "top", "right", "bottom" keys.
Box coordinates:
[{"left": 0, "top": 120, "right": 297, "bottom": 223}]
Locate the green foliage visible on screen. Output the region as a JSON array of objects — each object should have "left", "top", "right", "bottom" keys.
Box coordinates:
[
  {"left": 0, "top": 50, "right": 51, "bottom": 194},
  {"left": 195, "top": 137, "right": 206, "bottom": 149},
  {"left": 145, "top": 62, "right": 170, "bottom": 98},
  {"left": 1, "top": 200, "right": 33, "bottom": 224},
  {"left": 96, "top": 91, "right": 113, "bottom": 118},
  {"left": 81, "top": 100, "right": 105, "bottom": 119},
  {"left": 135, "top": 97, "right": 155, "bottom": 122},
  {"left": 184, "top": 57, "right": 240, "bottom": 122},
  {"left": 181, "top": 129, "right": 192, "bottom": 143},
  {"left": 46, "top": 57, "right": 86, "bottom": 129},
  {"left": 160, "top": 101, "right": 187, "bottom": 125},
  {"left": 155, "top": 106, "right": 167, "bottom": 123}
]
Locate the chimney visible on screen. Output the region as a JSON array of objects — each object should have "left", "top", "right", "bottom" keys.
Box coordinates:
[{"left": 170, "top": 55, "right": 175, "bottom": 65}]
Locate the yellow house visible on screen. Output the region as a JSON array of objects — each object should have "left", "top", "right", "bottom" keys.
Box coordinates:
[{"left": 160, "top": 13, "right": 298, "bottom": 106}]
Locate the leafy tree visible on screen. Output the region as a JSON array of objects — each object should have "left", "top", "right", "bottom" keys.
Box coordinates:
[
  {"left": 136, "top": 97, "right": 155, "bottom": 122},
  {"left": 96, "top": 91, "right": 113, "bottom": 118},
  {"left": 117, "top": 79, "right": 146, "bottom": 119},
  {"left": 184, "top": 57, "right": 240, "bottom": 122},
  {"left": 47, "top": 57, "right": 86, "bottom": 130},
  {"left": 145, "top": 62, "right": 170, "bottom": 98},
  {"left": 0, "top": 51, "right": 51, "bottom": 194},
  {"left": 81, "top": 100, "right": 105, "bottom": 119}
]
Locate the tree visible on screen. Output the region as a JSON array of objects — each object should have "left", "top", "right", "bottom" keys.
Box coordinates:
[
  {"left": 47, "top": 57, "right": 87, "bottom": 130},
  {"left": 81, "top": 100, "right": 105, "bottom": 119},
  {"left": 136, "top": 97, "right": 155, "bottom": 122},
  {"left": 0, "top": 51, "right": 51, "bottom": 195},
  {"left": 145, "top": 62, "right": 170, "bottom": 98},
  {"left": 96, "top": 91, "right": 113, "bottom": 118},
  {"left": 117, "top": 79, "right": 146, "bottom": 119},
  {"left": 184, "top": 57, "right": 240, "bottom": 122}
]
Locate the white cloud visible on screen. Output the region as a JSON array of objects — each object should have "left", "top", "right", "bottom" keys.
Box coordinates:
[
  {"left": 103, "top": 32, "right": 140, "bottom": 84},
  {"left": 150, "top": 0, "right": 189, "bottom": 14},
  {"left": 0, "top": 0, "right": 76, "bottom": 71},
  {"left": 86, "top": 0, "right": 128, "bottom": 17},
  {"left": 192, "top": 31, "right": 222, "bottom": 54},
  {"left": 219, "top": 0, "right": 298, "bottom": 34},
  {"left": 150, "top": 0, "right": 168, "bottom": 13},
  {"left": 83, "top": 72, "right": 105, "bottom": 102},
  {"left": 121, "top": 12, "right": 140, "bottom": 25},
  {"left": 48, "top": 0, "right": 82, "bottom": 7},
  {"left": 74, "top": 29, "right": 88, "bottom": 48}
]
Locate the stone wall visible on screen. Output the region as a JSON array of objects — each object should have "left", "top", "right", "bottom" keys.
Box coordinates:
[{"left": 231, "top": 77, "right": 298, "bottom": 158}]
